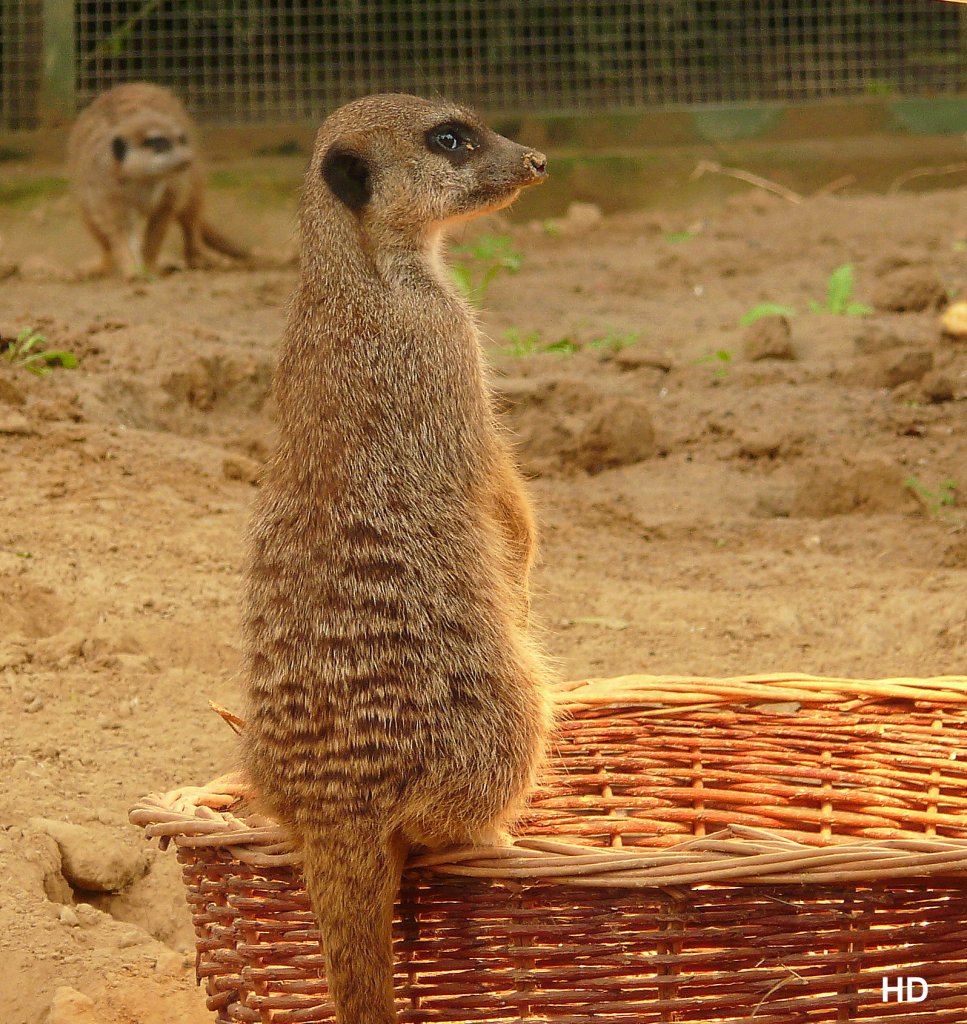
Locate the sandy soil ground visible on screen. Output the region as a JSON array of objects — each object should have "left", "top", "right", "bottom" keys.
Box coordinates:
[{"left": 1, "top": 161, "right": 965, "bottom": 1023}]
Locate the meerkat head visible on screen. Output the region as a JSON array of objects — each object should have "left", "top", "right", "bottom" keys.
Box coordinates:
[
  {"left": 109, "top": 112, "right": 194, "bottom": 181},
  {"left": 307, "top": 94, "right": 546, "bottom": 245}
]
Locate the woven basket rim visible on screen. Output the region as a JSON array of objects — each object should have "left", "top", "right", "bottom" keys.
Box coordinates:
[
  {"left": 561, "top": 672, "right": 967, "bottom": 706},
  {"left": 130, "top": 788, "right": 967, "bottom": 885},
  {"left": 131, "top": 674, "right": 967, "bottom": 887}
]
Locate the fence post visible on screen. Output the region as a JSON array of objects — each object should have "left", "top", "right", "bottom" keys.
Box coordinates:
[
  {"left": 961, "top": 10, "right": 967, "bottom": 91},
  {"left": 40, "top": 0, "right": 76, "bottom": 125}
]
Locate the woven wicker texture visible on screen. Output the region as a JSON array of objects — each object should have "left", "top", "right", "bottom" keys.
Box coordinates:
[{"left": 132, "top": 674, "right": 967, "bottom": 1022}]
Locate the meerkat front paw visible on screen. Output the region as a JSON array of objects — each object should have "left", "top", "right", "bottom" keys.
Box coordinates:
[{"left": 471, "top": 826, "right": 514, "bottom": 848}]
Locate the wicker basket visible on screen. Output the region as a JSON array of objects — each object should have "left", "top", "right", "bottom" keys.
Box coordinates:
[{"left": 131, "top": 674, "right": 967, "bottom": 1023}]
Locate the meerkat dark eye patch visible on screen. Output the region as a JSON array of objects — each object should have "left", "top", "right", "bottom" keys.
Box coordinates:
[
  {"left": 143, "top": 135, "right": 173, "bottom": 153},
  {"left": 111, "top": 136, "right": 128, "bottom": 162},
  {"left": 322, "top": 147, "right": 372, "bottom": 211},
  {"left": 426, "top": 122, "right": 479, "bottom": 166}
]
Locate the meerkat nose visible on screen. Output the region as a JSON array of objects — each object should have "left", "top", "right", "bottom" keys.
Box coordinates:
[{"left": 524, "top": 151, "right": 548, "bottom": 178}]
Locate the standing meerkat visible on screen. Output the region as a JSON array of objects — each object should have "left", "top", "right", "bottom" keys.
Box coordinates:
[
  {"left": 242, "top": 94, "right": 553, "bottom": 1023},
  {"left": 67, "top": 82, "right": 248, "bottom": 278}
]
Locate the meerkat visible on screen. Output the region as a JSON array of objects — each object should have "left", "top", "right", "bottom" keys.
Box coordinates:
[
  {"left": 67, "top": 82, "right": 248, "bottom": 278},
  {"left": 241, "top": 94, "right": 553, "bottom": 1023}
]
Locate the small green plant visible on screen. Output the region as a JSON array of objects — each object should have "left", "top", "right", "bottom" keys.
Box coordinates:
[
  {"left": 544, "top": 337, "right": 579, "bottom": 355},
  {"left": 740, "top": 302, "right": 797, "bottom": 327},
  {"left": 541, "top": 219, "right": 561, "bottom": 237},
  {"left": 808, "top": 264, "right": 873, "bottom": 317},
  {"left": 586, "top": 330, "right": 640, "bottom": 353},
  {"left": 2, "top": 328, "right": 78, "bottom": 376},
  {"left": 664, "top": 230, "right": 698, "bottom": 245},
  {"left": 697, "top": 348, "right": 733, "bottom": 381},
  {"left": 904, "top": 476, "right": 958, "bottom": 516},
  {"left": 497, "top": 328, "right": 578, "bottom": 357},
  {"left": 450, "top": 234, "right": 523, "bottom": 305},
  {"left": 498, "top": 327, "right": 638, "bottom": 358},
  {"left": 499, "top": 327, "right": 542, "bottom": 356}
]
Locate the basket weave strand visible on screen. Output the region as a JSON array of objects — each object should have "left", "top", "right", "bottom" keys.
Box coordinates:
[{"left": 131, "top": 674, "right": 967, "bottom": 1022}]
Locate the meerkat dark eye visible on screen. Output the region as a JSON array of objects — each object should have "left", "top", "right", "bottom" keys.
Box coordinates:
[
  {"left": 143, "top": 136, "right": 173, "bottom": 153},
  {"left": 111, "top": 136, "right": 128, "bottom": 162},
  {"left": 426, "top": 122, "right": 479, "bottom": 165}
]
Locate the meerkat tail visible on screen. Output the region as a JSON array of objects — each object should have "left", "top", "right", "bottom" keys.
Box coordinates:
[
  {"left": 200, "top": 220, "right": 250, "bottom": 260},
  {"left": 301, "top": 827, "right": 407, "bottom": 1024}
]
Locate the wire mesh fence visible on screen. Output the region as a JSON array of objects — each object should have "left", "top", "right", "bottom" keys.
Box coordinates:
[
  {"left": 0, "top": 1, "right": 43, "bottom": 129},
  {"left": 3, "top": 1, "right": 967, "bottom": 129}
]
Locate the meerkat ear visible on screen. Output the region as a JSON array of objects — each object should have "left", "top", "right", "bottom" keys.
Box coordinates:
[
  {"left": 322, "top": 147, "right": 372, "bottom": 211},
  {"left": 111, "top": 136, "right": 128, "bottom": 162}
]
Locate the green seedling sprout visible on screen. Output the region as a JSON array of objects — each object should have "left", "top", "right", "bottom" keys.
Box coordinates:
[
  {"left": 697, "top": 349, "right": 733, "bottom": 381},
  {"left": 586, "top": 330, "right": 640, "bottom": 353},
  {"left": 544, "top": 337, "right": 579, "bottom": 355},
  {"left": 3, "top": 328, "right": 78, "bottom": 376},
  {"left": 739, "top": 264, "right": 870, "bottom": 327},
  {"left": 904, "top": 476, "right": 958, "bottom": 517},
  {"left": 664, "top": 230, "right": 698, "bottom": 245},
  {"left": 740, "top": 302, "right": 797, "bottom": 327},
  {"left": 498, "top": 327, "right": 638, "bottom": 358},
  {"left": 499, "top": 328, "right": 542, "bottom": 357},
  {"left": 498, "top": 328, "right": 578, "bottom": 357},
  {"left": 450, "top": 234, "right": 523, "bottom": 305},
  {"left": 808, "top": 263, "right": 873, "bottom": 316}
]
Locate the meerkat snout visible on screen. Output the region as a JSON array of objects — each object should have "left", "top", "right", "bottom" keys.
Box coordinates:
[{"left": 523, "top": 151, "right": 548, "bottom": 178}]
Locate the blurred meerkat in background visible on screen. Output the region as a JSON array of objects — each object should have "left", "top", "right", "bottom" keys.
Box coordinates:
[{"left": 68, "top": 82, "right": 248, "bottom": 278}]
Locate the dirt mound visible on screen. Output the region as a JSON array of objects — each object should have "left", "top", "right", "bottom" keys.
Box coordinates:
[
  {"left": 0, "top": 577, "right": 67, "bottom": 641},
  {"left": 790, "top": 458, "right": 913, "bottom": 517},
  {"left": 495, "top": 368, "right": 657, "bottom": 475},
  {"left": 872, "top": 264, "right": 947, "bottom": 313}
]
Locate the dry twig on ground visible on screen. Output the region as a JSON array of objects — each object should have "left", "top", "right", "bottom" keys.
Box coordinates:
[
  {"left": 889, "top": 162, "right": 967, "bottom": 194},
  {"left": 691, "top": 160, "right": 804, "bottom": 203}
]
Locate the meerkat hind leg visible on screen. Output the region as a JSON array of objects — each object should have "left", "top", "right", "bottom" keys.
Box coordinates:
[
  {"left": 178, "top": 209, "right": 210, "bottom": 269},
  {"left": 141, "top": 194, "right": 177, "bottom": 273},
  {"left": 77, "top": 213, "right": 118, "bottom": 277}
]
